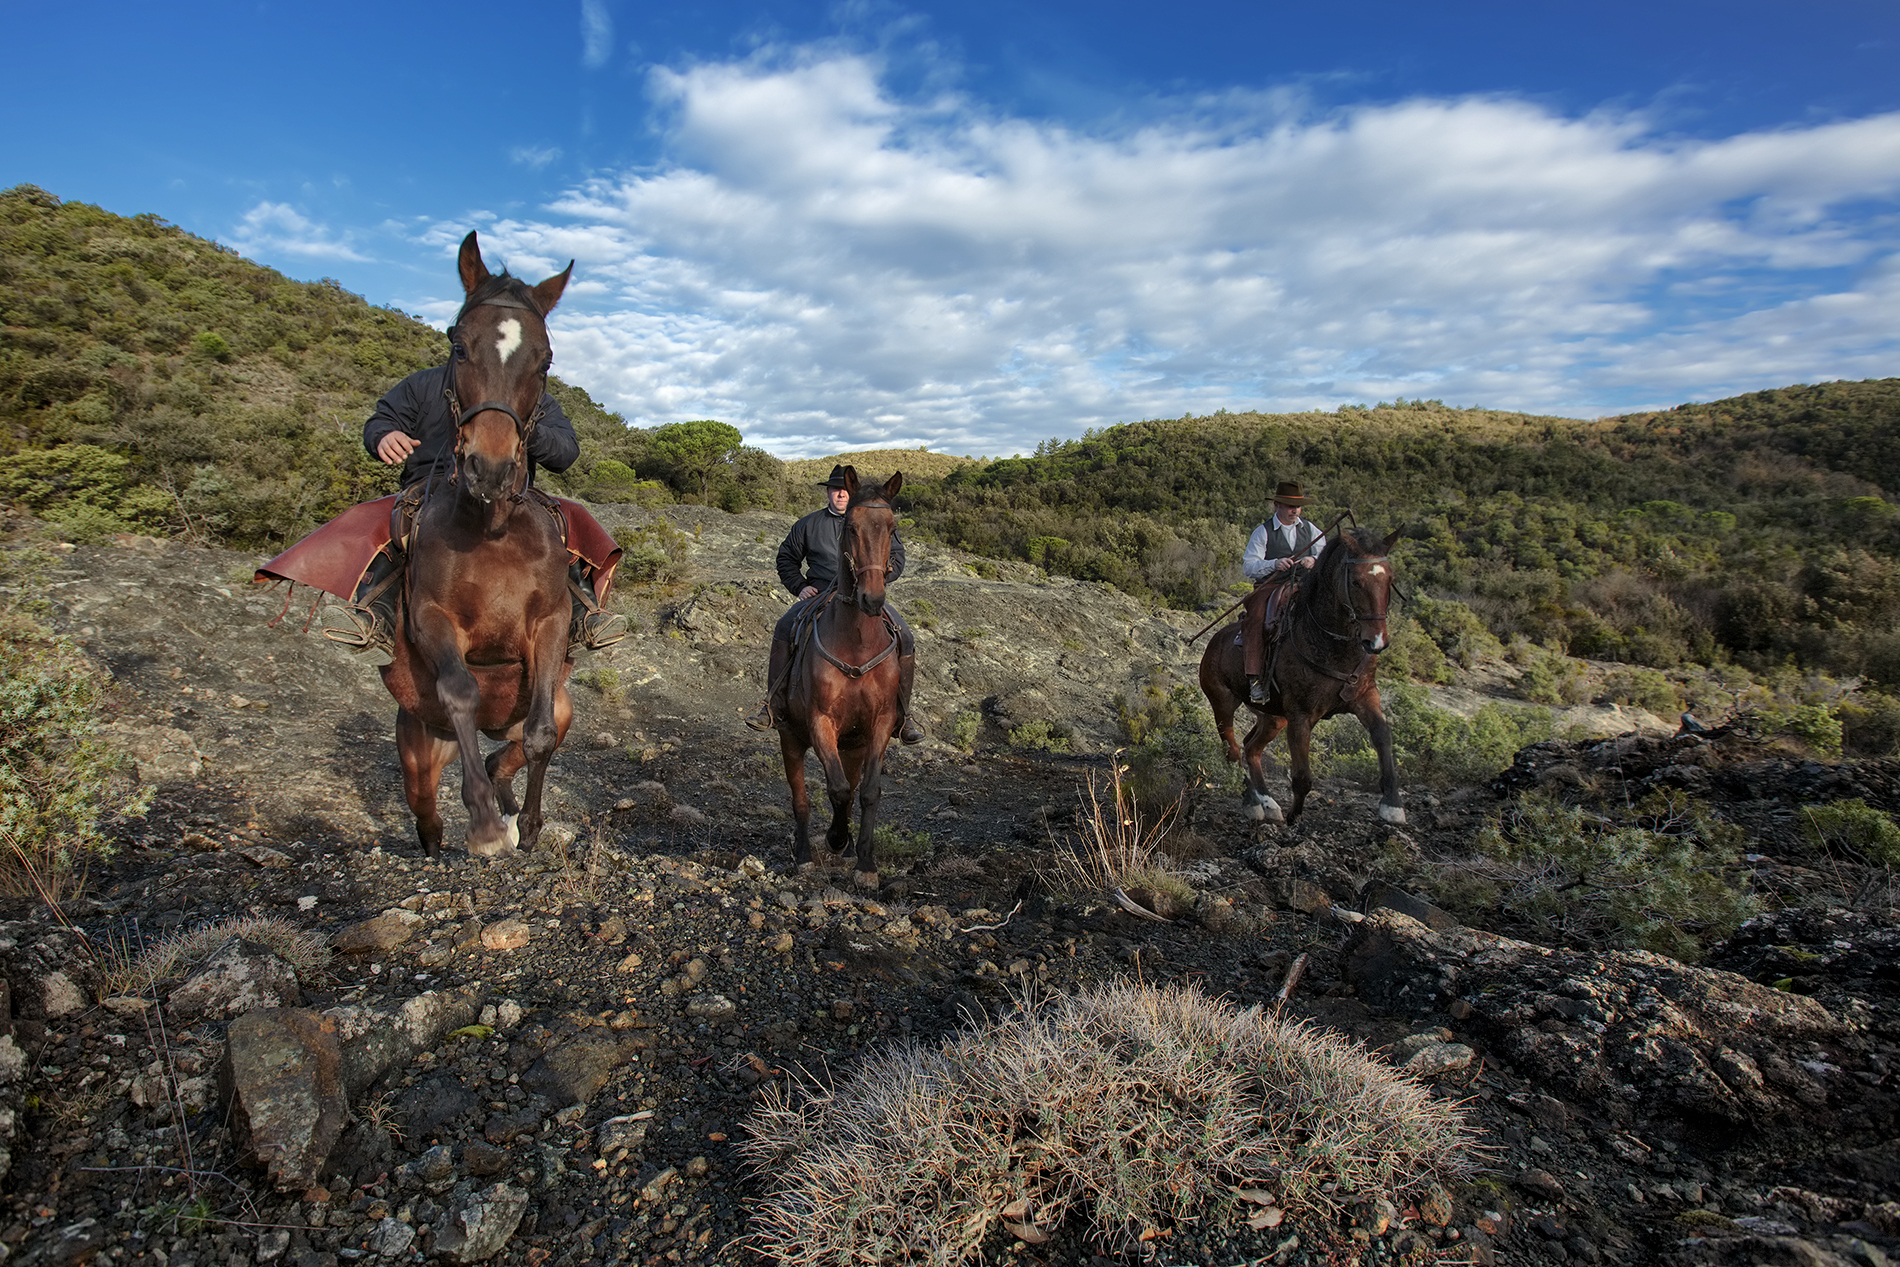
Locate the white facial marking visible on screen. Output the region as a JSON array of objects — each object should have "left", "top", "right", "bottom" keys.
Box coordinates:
[
  {"left": 494, "top": 318, "right": 523, "bottom": 364},
  {"left": 1369, "top": 563, "right": 1386, "bottom": 576}
]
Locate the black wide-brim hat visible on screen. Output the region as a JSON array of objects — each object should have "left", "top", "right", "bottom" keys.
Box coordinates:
[
  {"left": 819, "top": 464, "right": 850, "bottom": 488},
  {"left": 1272, "top": 480, "right": 1308, "bottom": 506}
]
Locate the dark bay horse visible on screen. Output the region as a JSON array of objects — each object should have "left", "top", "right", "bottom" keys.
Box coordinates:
[
  {"left": 778, "top": 468, "right": 906, "bottom": 887},
  {"left": 1199, "top": 525, "right": 1407, "bottom": 827},
  {"left": 380, "top": 233, "right": 577, "bottom": 857}
]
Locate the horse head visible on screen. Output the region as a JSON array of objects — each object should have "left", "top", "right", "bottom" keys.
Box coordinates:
[
  {"left": 1319, "top": 525, "right": 1403, "bottom": 654},
  {"left": 840, "top": 467, "right": 904, "bottom": 616},
  {"left": 448, "top": 231, "right": 573, "bottom": 505}
]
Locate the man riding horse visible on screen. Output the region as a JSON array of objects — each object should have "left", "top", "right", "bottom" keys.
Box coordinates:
[
  {"left": 263, "top": 327, "right": 626, "bottom": 657},
  {"left": 746, "top": 465, "right": 924, "bottom": 744},
  {"left": 1240, "top": 480, "right": 1324, "bottom": 704}
]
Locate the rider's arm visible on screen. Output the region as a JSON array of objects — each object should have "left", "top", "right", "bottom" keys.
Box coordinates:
[
  {"left": 888, "top": 530, "right": 906, "bottom": 582},
  {"left": 776, "top": 520, "right": 809, "bottom": 596},
  {"left": 1241, "top": 524, "right": 1274, "bottom": 580},
  {"left": 363, "top": 372, "right": 428, "bottom": 461},
  {"left": 526, "top": 393, "right": 580, "bottom": 475}
]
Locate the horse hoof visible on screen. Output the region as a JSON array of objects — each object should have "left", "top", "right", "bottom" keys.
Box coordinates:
[
  {"left": 503, "top": 814, "right": 520, "bottom": 847},
  {"left": 854, "top": 870, "right": 880, "bottom": 890},
  {"left": 466, "top": 836, "right": 511, "bottom": 859},
  {"left": 1244, "top": 801, "right": 1266, "bottom": 824},
  {"left": 1378, "top": 804, "right": 1407, "bottom": 825},
  {"left": 796, "top": 861, "right": 817, "bottom": 875}
]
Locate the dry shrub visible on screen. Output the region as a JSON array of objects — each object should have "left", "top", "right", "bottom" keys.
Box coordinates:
[
  {"left": 740, "top": 981, "right": 1474, "bottom": 1265},
  {"left": 1046, "top": 761, "right": 1192, "bottom": 914},
  {"left": 101, "top": 914, "right": 330, "bottom": 998}
]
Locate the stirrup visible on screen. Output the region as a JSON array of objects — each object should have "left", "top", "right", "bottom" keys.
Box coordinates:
[
  {"left": 570, "top": 609, "right": 627, "bottom": 653},
  {"left": 320, "top": 603, "right": 394, "bottom": 655},
  {"left": 898, "top": 716, "right": 925, "bottom": 745},
  {"left": 1248, "top": 676, "right": 1269, "bottom": 704},
  {"left": 745, "top": 702, "right": 776, "bottom": 733}
]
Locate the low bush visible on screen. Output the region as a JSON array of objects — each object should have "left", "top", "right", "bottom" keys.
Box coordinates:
[
  {"left": 1596, "top": 666, "right": 1682, "bottom": 716},
  {"left": 740, "top": 981, "right": 1474, "bottom": 1265},
  {"left": 1441, "top": 790, "right": 1758, "bottom": 961},
  {"left": 1313, "top": 679, "right": 1550, "bottom": 787},
  {"left": 871, "top": 825, "right": 932, "bottom": 865},
  {"left": 1800, "top": 798, "right": 1900, "bottom": 867},
  {"left": 1115, "top": 668, "right": 1240, "bottom": 813},
  {"left": 1007, "top": 719, "right": 1072, "bottom": 753},
  {"left": 613, "top": 519, "right": 691, "bottom": 586},
  {"left": 951, "top": 710, "right": 982, "bottom": 752},
  {"left": 1047, "top": 761, "right": 1190, "bottom": 915},
  {"left": 1838, "top": 692, "right": 1900, "bottom": 757}
]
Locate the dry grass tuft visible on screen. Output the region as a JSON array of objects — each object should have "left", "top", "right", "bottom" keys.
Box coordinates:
[
  {"left": 100, "top": 914, "right": 330, "bottom": 998},
  {"left": 740, "top": 981, "right": 1475, "bottom": 1265},
  {"left": 1045, "top": 759, "right": 1192, "bottom": 914}
]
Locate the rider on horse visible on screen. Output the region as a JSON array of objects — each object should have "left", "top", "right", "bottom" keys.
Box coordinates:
[
  {"left": 1240, "top": 480, "right": 1323, "bottom": 704},
  {"left": 307, "top": 358, "right": 625, "bottom": 656},
  {"left": 746, "top": 465, "right": 924, "bottom": 744}
]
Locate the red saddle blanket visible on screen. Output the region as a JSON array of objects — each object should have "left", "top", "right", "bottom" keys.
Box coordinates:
[{"left": 255, "top": 494, "right": 623, "bottom": 603}]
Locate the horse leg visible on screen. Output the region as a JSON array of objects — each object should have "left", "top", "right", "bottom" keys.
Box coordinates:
[
  {"left": 780, "top": 732, "right": 818, "bottom": 872},
  {"left": 409, "top": 611, "right": 510, "bottom": 856},
  {"left": 853, "top": 731, "right": 893, "bottom": 889},
  {"left": 483, "top": 740, "right": 525, "bottom": 848},
  {"left": 1284, "top": 713, "right": 1316, "bottom": 825},
  {"left": 396, "top": 708, "right": 456, "bottom": 858},
  {"left": 808, "top": 719, "right": 855, "bottom": 857},
  {"left": 1353, "top": 687, "right": 1407, "bottom": 824},
  {"left": 512, "top": 616, "right": 573, "bottom": 852},
  {"left": 1241, "top": 713, "right": 1287, "bottom": 824},
  {"left": 1198, "top": 633, "right": 1244, "bottom": 762}
]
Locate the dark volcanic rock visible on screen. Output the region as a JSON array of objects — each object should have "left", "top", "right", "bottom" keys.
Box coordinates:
[
  {"left": 520, "top": 1029, "right": 639, "bottom": 1105},
  {"left": 1344, "top": 910, "right": 1849, "bottom": 1126},
  {"left": 433, "top": 1182, "right": 530, "bottom": 1264},
  {"left": 164, "top": 937, "right": 303, "bottom": 1022},
  {"left": 220, "top": 1009, "right": 348, "bottom": 1192}
]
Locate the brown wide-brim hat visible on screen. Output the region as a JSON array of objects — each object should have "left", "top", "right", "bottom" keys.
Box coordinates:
[
  {"left": 819, "top": 464, "right": 850, "bottom": 488},
  {"left": 1271, "top": 480, "right": 1308, "bottom": 507}
]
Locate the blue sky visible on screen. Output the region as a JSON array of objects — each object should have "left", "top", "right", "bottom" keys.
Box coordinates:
[{"left": 8, "top": 1, "right": 1900, "bottom": 456}]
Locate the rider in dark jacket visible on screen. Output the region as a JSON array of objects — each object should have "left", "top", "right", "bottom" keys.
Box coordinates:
[
  {"left": 747, "top": 466, "right": 923, "bottom": 743},
  {"left": 327, "top": 365, "right": 622, "bottom": 654}
]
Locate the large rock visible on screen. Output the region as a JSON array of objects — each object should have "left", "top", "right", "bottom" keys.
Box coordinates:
[
  {"left": 520, "top": 1030, "right": 639, "bottom": 1105},
  {"left": 0, "top": 921, "right": 95, "bottom": 1019},
  {"left": 1343, "top": 910, "right": 1848, "bottom": 1126},
  {"left": 324, "top": 987, "right": 483, "bottom": 1097},
  {"left": 330, "top": 911, "right": 423, "bottom": 955},
  {"left": 220, "top": 1009, "right": 348, "bottom": 1191},
  {"left": 165, "top": 938, "right": 303, "bottom": 1022},
  {"left": 432, "top": 1183, "right": 529, "bottom": 1264}
]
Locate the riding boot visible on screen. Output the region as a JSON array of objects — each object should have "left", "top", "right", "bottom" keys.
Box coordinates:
[
  {"left": 568, "top": 561, "right": 627, "bottom": 654},
  {"left": 321, "top": 548, "right": 402, "bottom": 655},
  {"left": 895, "top": 652, "right": 924, "bottom": 744},
  {"left": 1249, "top": 674, "right": 1270, "bottom": 705},
  {"left": 746, "top": 636, "right": 791, "bottom": 732}
]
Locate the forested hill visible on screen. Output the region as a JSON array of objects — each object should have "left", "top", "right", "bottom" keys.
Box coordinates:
[{"left": 0, "top": 184, "right": 654, "bottom": 546}]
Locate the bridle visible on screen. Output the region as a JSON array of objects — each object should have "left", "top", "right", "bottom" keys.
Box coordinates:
[
  {"left": 1307, "top": 547, "right": 1393, "bottom": 644},
  {"left": 443, "top": 291, "right": 549, "bottom": 497},
  {"left": 840, "top": 496, "right": 896, "bottom": 593},
  {"left": 812, "top": 493, "right": 900, "bottom": 678}
]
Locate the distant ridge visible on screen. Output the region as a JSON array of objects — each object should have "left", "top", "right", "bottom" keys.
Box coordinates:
[{"left": 783, "top": 449, "right": 984, "bottom": 482}]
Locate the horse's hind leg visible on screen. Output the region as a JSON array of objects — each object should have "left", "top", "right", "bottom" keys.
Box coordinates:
[
  {"left": 1199, "top": 634, "right": 1244, "bottom": 762},
  {"left": 1241, "top": 713, "right": 1287, "bottom": 825},
  {"left": 397, "top": 708, "right": 456, "bottom": 858},
  {"left": 512, "top": 619, "right": 574, "bottom": 852},
  {"left": 1284, "top": 713, "right": 1316, "bottom": 825},
  {"left": 1353, "top": 686, "right": 1406, "bottom": 824}
]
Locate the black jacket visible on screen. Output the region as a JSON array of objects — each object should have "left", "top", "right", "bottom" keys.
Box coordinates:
[
  {"left": 362, "top": 365, "right": 579, "bottom": 489},
  {"left": 776, "top": 505, "right": 907, "bottom": 595}
]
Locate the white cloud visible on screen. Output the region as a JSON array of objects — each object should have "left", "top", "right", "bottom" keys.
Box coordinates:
[
  {"left": 580, "top": 0, "right": 612, "bottom": 70},
  {"left": 230, "top": 202, "right": 370, "bottom": 263},
  {"left": 428, "top": 52, "right": 1900, "bottom": 455},
  {"left": 510, "top": 145, "right": 563, "bottom": 169}
]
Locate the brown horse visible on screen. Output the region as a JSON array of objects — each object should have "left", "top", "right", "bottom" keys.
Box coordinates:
[
  {"left": 777, "top": 468, "right": 906, "bottom": 887},
  {"left": 380, "top": 233, "right": 577, "bottom": 857},
  {"left": 1199, "top": 525, "right": 1406, "bottom": 827}
]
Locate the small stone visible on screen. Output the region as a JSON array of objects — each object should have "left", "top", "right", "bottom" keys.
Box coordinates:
[
  {"left": 616, "top": 951, "right": 644, "bottom": 971},
  {"left": 1402, "top": 1042, "right": 1474, "bottom": 1077},
  {"left": 684, "top": 1155, "right": 710, "bottom": 1178},
  {"left": 830, "top": 999, "right": 854, "bottom": 1021},
  {"left": 433, "top": 1183, "right": 529, "bottom": 1264},
  {"left": 640, "top": 1166, "right": 678, "bottom": 1204},
  {"left": 1518, "top": 1169, "right": 1568, "bottom": 1203},
  {"left": 256, "top": 1229, "right": 291, "bottom": 1262},
  {"left": 368, "top": 1217, "right": 415, "bottom": 1257},
  {"left": 685, "top": 994, "right": 737, "bottom": 1022},
  {"left": 480, "top": 919, "right": 530, "bottom": 950},
  {"left": 332, "top": 912, "right": 422, "bottom": 955},
  {"left": 763, "top": 933, "right": 794, "bottom": 953},
  {"left": 483, "top": 1108, "right": 543, "bottom": 1145},
  {"left": 461, "top": 1141, "right": 509, "bottom": 1177},
  {"left": 597, "top": 1116, "right": 650, "bottom": 1153},
  {"left": 241, "top": 846, "right": 293, "bottom": 868},
  {"left": 1417, "top": 1182, "right": 1454, "bottom": 1227}
]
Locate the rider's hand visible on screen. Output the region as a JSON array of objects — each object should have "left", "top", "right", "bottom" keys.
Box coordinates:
[
  {"left": 1298, "top": 555, "right": 1317, "bottom": 569},
  {"left": 377, "top": 432, "right": 420, "bottom": 465},
  {"left": 799, "top": 585, "right": 818, "bottom": 599}
]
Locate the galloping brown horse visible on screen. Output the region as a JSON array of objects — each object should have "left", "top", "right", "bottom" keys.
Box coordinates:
[
  {"left": 1199, "top": 525, "right": 1407, "bottom": 827},
  {"left": 380, "top": 234, "right": 577, "bottom": 857},
  {"left": 777, "top": 468, "right": 906, "bottom": 887}
]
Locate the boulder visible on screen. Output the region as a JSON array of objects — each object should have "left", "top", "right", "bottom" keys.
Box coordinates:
[
  {"left": 433, "top": 1183, "right": 529, "bottom": 1264},
  {"left": 1343, "top": 910, "right": 1848, "bottom": 1126},
  {"left": 220, "top": 1009, "right": 348, "bottom": 1192},
  {"left": 324, "top": 987, "right": 483, "bottom": 1098},
  {"left": 520, "top": 1030, "right": 639, "bottom": 1105},
  {"left": 165, "top": 938, "right": 303, "bottom": 1022},
  {"left": 330, "top": 911, "right": 422, "bottom": 955}
]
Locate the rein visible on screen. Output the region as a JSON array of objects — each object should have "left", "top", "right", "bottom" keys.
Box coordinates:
[
  {"left": 812, "top": 496, "right": 899, "bottom": 677},
  {"left": 1291, "top": 546, "right": 1391, "bottom": 700}
]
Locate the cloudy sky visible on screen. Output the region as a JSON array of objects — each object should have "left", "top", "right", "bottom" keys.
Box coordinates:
[{"left": 9, "top": 1, "right": 1900, "bottom": 455}]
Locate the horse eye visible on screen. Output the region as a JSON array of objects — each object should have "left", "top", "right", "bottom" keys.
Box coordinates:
[{"left": 453, "top": 344, "right": 468, "bottom": 361}]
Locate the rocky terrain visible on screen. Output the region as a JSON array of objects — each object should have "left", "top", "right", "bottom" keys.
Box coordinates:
[{"left": 0, "top": 501, "right": 1896, "bottom": 1267}]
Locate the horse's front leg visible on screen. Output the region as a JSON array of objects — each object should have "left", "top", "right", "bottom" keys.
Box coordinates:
[
  {"left": 512, "top": 614, "right": 573, "bottom": 851},
  {"left": 1283, "top": 713, "right": 1316, "bottom": 825},
  {"left": 809, "top": 717, "right": 855, "bottom": 857},
  {"left": 1241, "top": 712, "right": 1287, "bottom": 825},
  {"left": 780, "top": 730, "right": 819, "bottom": 871},
  {"left": 396, "top": 708, "right": 456, "bottom": 857},
  {"left": 411, "top": 604, "right": 510, "bottom": 855},
  {"left": 1353, "top": 686, "right": 1406, "bottom": 824},
  {"left": 853, "top": 729, "right": 892, "bottom": 889}
]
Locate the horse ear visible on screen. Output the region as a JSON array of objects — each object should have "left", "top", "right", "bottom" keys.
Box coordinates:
[
  {"left": 842, "top": 466, "right": 859, "bottom": 498},
  {"left": 885, "top": 471, "right": 903, "bottom": 499},
  {"left": 1382, "top": 527, "right": 1404, "bottom": 553},
  {"left": 531, "top": 262, "right": 573, "bottom": 315},
  {"left": 457, "top": 231, "right": 491, "bottom": 295}
]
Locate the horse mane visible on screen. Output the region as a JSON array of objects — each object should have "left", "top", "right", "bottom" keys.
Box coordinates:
[{"left": 454, "top": 273, "right": 541, "bottom": 326}]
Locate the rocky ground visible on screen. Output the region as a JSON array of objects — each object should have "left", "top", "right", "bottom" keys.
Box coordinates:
[{"left": 0, "top": 503, "right": 1896, "bottom": 1267}]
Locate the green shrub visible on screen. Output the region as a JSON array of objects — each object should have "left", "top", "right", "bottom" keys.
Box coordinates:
[
  {"left": 1453, "top": 790, "right": 1757, "bottom": 960},
  {"left": 951, "top": 710, "right": 982, "bottom": 752},
  {"left": 1800, "top": 798, "right": 1900, "bottom": 866},
  {"left": 1, "top": 633, "right": 150, "bottom": 902},
  {"left": 1313, "top": 679, "right": 1550, "bottom": 787},
  {"left": 614, "top": 519, "right": 691, "bottom": 585},
  {"left": 1382, "top": 617, "right": 1453, "bottom": 683},
  {"left": 1596, "top": 666, "right": 1681, "bottom": 716},
  {"left": 871, "top": 825, "right": 931, "bottom": 864},
  {"left": 1411, "top": 595, "right": 1503, "bottom": 669},
  {"left": 1116, "top": 668, "right": 1239, "bottom": 811},
  {"left": 1838, "top": 693, "right": 1900, "bottom": 757},
  {"left": 1772, "top": 703, "right": 1844, "bottom": 756},
  {"left": 1516, "top": 646, "right": 1589, "bottom": 705},
  {"left": 1007, "top": 720, "right": 1072, "bottom": 753}
]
